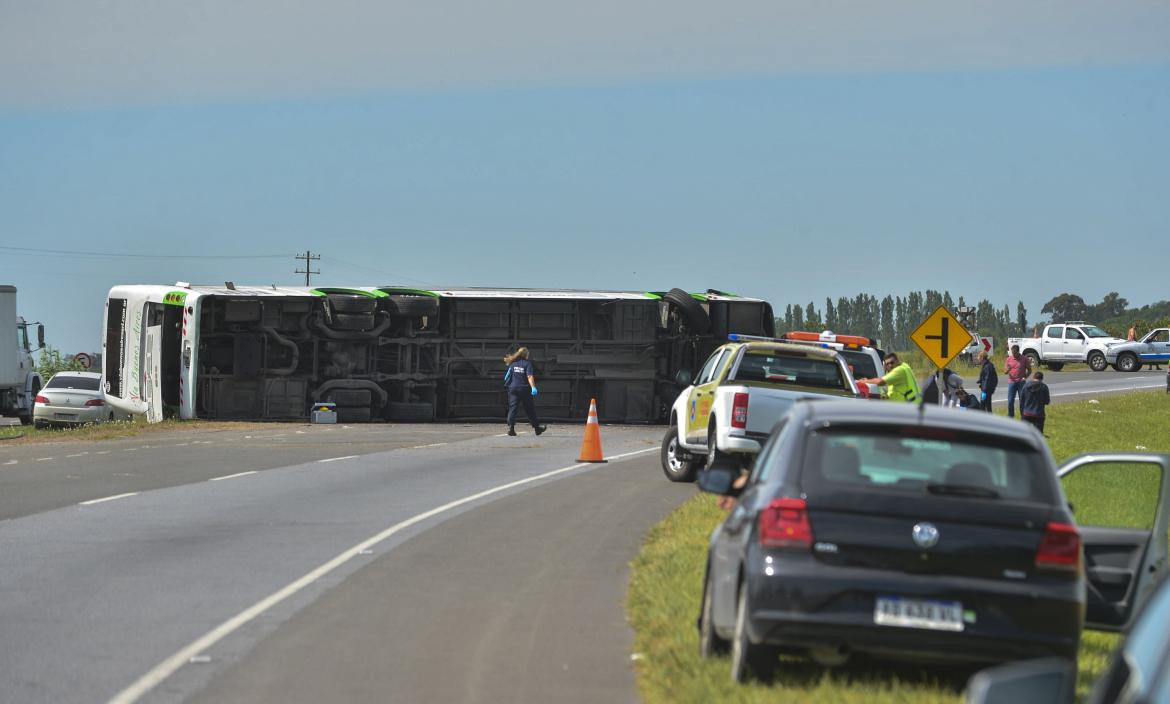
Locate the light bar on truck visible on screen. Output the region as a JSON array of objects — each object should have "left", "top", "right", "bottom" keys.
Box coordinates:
[{"left": 782, "top": 330, "right": 876, "bottom": 347}]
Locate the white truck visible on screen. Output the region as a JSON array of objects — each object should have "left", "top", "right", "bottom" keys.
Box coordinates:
[
  {"left": 660, "top": 337, "right": 860, "bottom": 482},
  {"left": 1, "top": 285, "right": 45, "bottom": 425},
  {"left": 1006, "top": 322, "right": 1125, "bottom": 373}
]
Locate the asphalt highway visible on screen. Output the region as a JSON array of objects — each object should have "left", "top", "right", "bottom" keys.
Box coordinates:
[
  {"left": 0, "top": 423, "right": 682, "bottom": 703},
  {"left": 0, "top": 372, "right": 1163, "bottom": 703}
]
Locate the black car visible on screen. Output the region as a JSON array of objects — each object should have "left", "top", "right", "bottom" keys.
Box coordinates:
[{"left": 696, "top": 400, "right": 1170, "bottom": 683}]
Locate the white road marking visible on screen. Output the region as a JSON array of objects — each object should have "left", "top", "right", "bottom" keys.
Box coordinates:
[
  {"left": 36, "top": 457, "right": 54, "bottom": 462},
  {"left": 66, "top": 452, "right": 89, "bottom": 458},
  {"left": 174, "top": 443, "right": 189, "bottom": 447},
  {"left": 3, "top": 459, "right": 16, "bottom": 465},
  {"left": 209, "top": 471, "right": 258, "bottom": 482},
  {"left": 124, "top": 448, "right": 137, "bottom": 452},
  {"left": 96, "top": 450, "right": 111, "bottom": 455},
  {"left": 79, "top": 492, "right": 138, "bottom": 506},
  {"left": 317, "top": 455, "right": 359, "bottom": 463},
  {"left": 412, "top": 443, "right": 446, "bottom": 449},
  {"left": 107, "top": 446, "right": 658, "bottom": 704}
]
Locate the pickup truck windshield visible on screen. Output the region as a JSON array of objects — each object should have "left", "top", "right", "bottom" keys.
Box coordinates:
[
  {"left": 733, "top": 351, "right": 846, "bottom": 390},
  {"left": 1082, "top": 326, "right": 1112, "bottom": 338}
]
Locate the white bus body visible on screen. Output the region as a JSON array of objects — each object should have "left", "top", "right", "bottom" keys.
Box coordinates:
[{"left": 101, "top": 284, "right": 775, "bottom": 424}]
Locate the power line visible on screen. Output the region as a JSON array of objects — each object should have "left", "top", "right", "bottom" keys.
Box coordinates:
[{"left": 0, "top": 245, "right": 289, "bottom": 259}]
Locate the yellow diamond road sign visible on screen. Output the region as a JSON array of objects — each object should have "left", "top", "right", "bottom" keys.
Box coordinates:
[{"left": 910, "top": 305, "right": 973, "bottom": 369}]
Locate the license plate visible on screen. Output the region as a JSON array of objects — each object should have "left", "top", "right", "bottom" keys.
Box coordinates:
[
  {"left": 874, "top": 596, "right": 964, "bottom": 632},
  {"left": 54, "top": 413, "right": 78, "bottom": 420}
]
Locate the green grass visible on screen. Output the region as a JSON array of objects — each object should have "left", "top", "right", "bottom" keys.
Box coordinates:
[
  {"left": 0, "top": 418, "right": 272, "bottom": 445},
  {"left": 628, "top": 390, "right": 1170, "bottom": 704}
]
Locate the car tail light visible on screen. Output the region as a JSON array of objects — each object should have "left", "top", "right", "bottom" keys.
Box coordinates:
[
  {"left": 1035, "top": 522, "right": 1081, "bottom": 572},
  {"left": 84, "top": 399, "right": 105, "bottom": 407},
  {"left": 731, "top": 393, "right": 749, "bottom": 429},
  {"left": 35, "top": 395, "right": 49, "bottom": 405},
  {"left": 759, "top": 497, "right": 813, "bottom": 549},
  {"left": 856, "top": 382, "right": 870, "bottom": 398}
]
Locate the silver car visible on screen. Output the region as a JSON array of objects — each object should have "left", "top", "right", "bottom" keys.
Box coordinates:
[
  {"left": 33, "top": 371, "right": 128, "bottom": 428},
  {"left": 1105, "top": 327, "right": 1170, "bottom": 372}
]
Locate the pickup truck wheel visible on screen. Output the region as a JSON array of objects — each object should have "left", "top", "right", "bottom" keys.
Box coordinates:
[
  {"left": 664, "top": 288, "right": 711, "bottom": 335},
  {"left": 1117, "top": 353, "right": 1141, "bottom": 373},
  {"left": 661, "top": 425, "right": 699, "bottom": 482},
  {"left": 706, "top": 424, "right": 736, "bottom": 470},
  {"left": 1047, "top": 362, "right": 1064, "bottom": 372},
  {"left": 1087, "top": 352, "right": 1107, "bottom": 372},
  {"left": 1024, "top": 351, "right": 1040, "bottom": 372}
]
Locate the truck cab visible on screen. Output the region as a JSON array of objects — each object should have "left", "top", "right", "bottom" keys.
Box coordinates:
[{"left": 1, "top": 285, "right": 44, "bottom": 425}]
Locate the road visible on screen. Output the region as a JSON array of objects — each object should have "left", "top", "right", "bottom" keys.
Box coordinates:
[
  {"left": 0, "top": 373, "right": 1162, "bottom": 703},
  {"left": 0, "top": 423, "right": 687, "bottom": 703}
]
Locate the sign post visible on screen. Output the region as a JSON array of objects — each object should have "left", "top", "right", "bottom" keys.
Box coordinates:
[{"left": 910, "top": 305, "right": 974, "bottom": 405}]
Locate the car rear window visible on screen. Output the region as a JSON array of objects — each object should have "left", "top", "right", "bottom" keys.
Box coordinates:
[
  {"left": 800, "top": 426, "right": 1054, "bottom": 503},
  {"left": 46, "top": 376, "right": 101, "bottom": 391},
  {"left": 733, "top": 351, "right": 846, "bottom": 390},
  {"left": 838, "top": 350, "right": 878, "bottom": 379}
]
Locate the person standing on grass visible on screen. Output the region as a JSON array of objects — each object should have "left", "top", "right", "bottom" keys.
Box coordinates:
[
  {"left": 976, "top": 349, "right": 998, "bottom": 412},
  {"left": 503, "top": 347, "right": 547, "bottom": 437},
  {"left": 1019, "top": 371, "right": 1051, "bottom": 434},
  {"left": 1004, "top": 344, "right": 1029, "bottom": 418}
]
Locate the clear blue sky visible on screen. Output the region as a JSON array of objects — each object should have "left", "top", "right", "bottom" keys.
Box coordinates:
[{"left": 2, "top": 2, "right": 1168, "bottom": 355}]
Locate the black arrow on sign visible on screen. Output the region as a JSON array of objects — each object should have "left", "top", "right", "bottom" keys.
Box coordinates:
[{"left": 925, "top": 317, "right": 950, "bottom": 359}]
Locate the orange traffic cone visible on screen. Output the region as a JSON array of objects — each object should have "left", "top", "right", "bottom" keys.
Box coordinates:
[{"left": 577, "top": 398, "right": 607, "bottom": 463}]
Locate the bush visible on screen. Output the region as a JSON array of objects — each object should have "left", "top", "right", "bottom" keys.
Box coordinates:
[{"left": 36, "top": 345, "right": 86, "bottom": 380}]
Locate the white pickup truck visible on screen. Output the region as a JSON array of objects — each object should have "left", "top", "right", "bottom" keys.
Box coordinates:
[
  {"left": 1006, "top": 322, "right": 1126, "bottom": 372},
  {"left": 660, "top": 338, "right": 860, "bottom": 482}
]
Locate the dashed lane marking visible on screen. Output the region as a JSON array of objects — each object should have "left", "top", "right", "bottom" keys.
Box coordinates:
[
  {"left": 79, "top": 492, "right": 138, "bottom": 506},
  {"left": 66, "top": 452, "right": 89, "bottom": 458},
  {"left": 411, "top": 443, "right": 446, "bottom": 449},
  {"left": 108, "top": 445, "right": 657, "bottom": 704},
  {"left": 210, "top": 471, "right": 258, "bottom": 482},
  {"left": 36, "top": 457, "right": 54, "bottom": 462},
  {"left": 317, "top": 455, "right": 359, "bottom": 463},
  {"left": 3, "top": 459, "right": 16, "bottom": 465}
]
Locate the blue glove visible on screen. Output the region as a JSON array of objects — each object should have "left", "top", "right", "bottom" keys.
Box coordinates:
[
  {"left": 531, "top": 387, "right": 538, "bottom": 397},
  {"left": 980, "top": 391, "right": 987, "bottom": 401}
]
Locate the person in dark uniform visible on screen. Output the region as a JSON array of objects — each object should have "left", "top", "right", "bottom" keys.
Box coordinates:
[{"left": 503, "top": 347, "right": 546, "bottom": 436}]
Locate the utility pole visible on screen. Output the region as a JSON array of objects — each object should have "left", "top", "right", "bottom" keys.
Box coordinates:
[{"left": 295, "top": 251, "right": 321, "bottom": 286}]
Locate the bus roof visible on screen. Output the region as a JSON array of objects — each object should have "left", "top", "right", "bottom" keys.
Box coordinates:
[{"left": 108, "top": 284, "right": 767, "bottom": 303}]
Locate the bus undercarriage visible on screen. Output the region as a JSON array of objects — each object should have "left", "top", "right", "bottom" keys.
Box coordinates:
[{"left": 185, "top": 288, "right": 773, "bottom": 423}]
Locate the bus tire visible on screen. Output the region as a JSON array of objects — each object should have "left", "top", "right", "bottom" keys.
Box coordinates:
[
  {"left": 331, "top": 389, "right": 373, "bottom": 407},
  {"left": 337, "top": 406, "right": 372, "bottom": 423},
  {"left": 328, "top": 294, "right": 378, "bottom": 314},
  {"left": 665, "top": 288, "right": 710, "bottom": 334},
  {"left": 331, "top": 313, "right": 376, "bottom": 331},
  {"left": 387, "top": 295, "right": 439, "bottom": 319}
]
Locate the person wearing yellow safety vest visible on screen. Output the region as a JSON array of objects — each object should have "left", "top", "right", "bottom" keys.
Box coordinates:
[{"left": 857, "top": 353, "right": 920, "bottom": 403}]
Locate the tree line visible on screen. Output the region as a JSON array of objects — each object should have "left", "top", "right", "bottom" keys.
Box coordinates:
[{"left": 775, "top": 291, "right": 1170, "bottom": 352}]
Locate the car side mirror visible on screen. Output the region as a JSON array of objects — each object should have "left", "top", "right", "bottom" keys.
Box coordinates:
[
  {"left": 963, "top": 657, "right": 1075, "bottom": 704},
  {"left": 674, "top": 369, "right": 693, "bottom": 386},
  {"left": 697, "top": 461, "right": 742, "bottom": 496},
  {"left": 37, "top": 324, "right": 45, "bottom": 349}
]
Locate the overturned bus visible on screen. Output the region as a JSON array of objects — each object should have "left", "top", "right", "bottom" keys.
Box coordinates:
[{"left": 101, "top": 284, "right": 774, "bottom": 424}]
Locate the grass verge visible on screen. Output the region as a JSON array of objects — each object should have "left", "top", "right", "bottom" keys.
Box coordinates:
[
  {"left": 628, "top": 390, "right": 1170, "bottom": 703},
  {"left": 0, "top": 419, "right": 273, "bottom": 445}
]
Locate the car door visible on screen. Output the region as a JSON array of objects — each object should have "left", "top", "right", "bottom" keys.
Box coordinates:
[
  {"left": 1141, "top": 328, "right": 1170, "bottom": 365},
  {"left": 1064, "top": 326, "right": 1088, "bottom": 362},
  {"left": 686, "top": 347, "right": 730, "bottom": 445},
  {"left": 1059, "top": 453, "right": 1170, "bottom": 632},
  {"left": 1042, "top": 325, "right": 1065, "bottom": 361}
]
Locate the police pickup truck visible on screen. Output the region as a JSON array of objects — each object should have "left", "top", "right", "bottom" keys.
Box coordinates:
[
  {"left": 1007, "top": 322, "right": 1126, "bottom": 372},
  {"left": 660, "top": 335, "right": 861, "bottom": 482}
]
